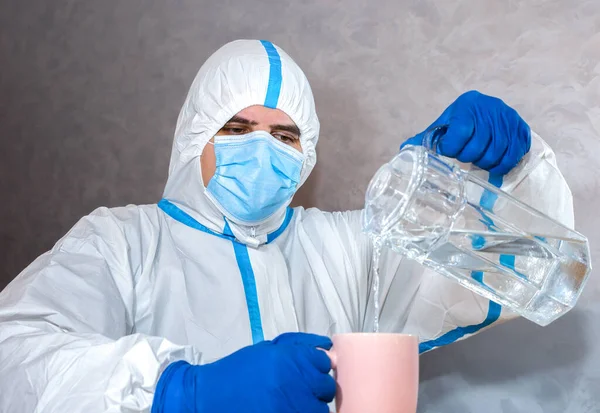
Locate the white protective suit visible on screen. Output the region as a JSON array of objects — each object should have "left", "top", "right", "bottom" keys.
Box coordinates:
[{"left": 0, "top": 39, "right": 574, "bottom": 412}]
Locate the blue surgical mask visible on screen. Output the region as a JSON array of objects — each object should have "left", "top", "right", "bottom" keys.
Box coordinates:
[{"left": 206, "top": 131, "right": 304, "bottom": 224}]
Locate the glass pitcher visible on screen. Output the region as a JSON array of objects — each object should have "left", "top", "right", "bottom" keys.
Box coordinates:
[{"left": 362, "top": 126, "right": 592, "bottom": 326}]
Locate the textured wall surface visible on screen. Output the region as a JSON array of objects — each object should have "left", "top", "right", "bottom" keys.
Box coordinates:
[{"left": 1, "top": 0, "right": 599, "bottom": 411}]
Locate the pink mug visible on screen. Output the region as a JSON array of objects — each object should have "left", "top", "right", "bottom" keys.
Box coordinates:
[{"left": 326, "top": 333, "right": 419, "bottom": 413}]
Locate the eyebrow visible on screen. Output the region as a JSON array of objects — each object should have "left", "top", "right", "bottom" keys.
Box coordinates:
[
  {"left": 225, "top": 116, "right": 301, "bottom": 137},
  {"left": 270, "top": 123, "right": 301, "bottom": 137},
  {"left": 227, "top": 116, "right": 259, "bottom": 126}
]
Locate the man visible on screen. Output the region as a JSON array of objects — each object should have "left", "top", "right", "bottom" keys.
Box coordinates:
[{"left": 0, "top": 40, "right": 573, "bottom": 412}]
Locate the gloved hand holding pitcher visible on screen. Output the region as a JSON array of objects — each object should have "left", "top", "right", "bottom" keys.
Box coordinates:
[{"left": 366, "top": 90, "right": 591, "bottom": 328}]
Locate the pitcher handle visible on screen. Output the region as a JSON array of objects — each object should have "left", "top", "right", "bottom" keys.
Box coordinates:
[{"left": 422, "top": 124, "right": 449, "bottom": 153}]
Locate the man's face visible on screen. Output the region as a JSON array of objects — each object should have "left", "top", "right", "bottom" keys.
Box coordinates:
[{"left": 200, "top": 105, "right": 301, "bottom": 185}]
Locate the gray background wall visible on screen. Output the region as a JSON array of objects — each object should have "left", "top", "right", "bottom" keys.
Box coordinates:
[{"left": 1, "top": 0, "right": 599, "bottom": 411}]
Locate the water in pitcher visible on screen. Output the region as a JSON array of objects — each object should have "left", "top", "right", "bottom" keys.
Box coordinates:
[
  {"left": 362, "top": 126, "right": 591, "bottom": 326},
  {"left": 386, "top": 228, "right": 588, "bottom": 326}
]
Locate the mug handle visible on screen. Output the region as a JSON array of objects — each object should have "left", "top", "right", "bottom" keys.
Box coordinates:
[
  {"left": 322, "top": 349, "right": 337, "bottom": 413},
  {"left": 322, "top": 349, "right": 338, "bottom": 369}
]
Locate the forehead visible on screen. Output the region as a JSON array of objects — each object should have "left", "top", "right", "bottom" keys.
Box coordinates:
[{"left": 230, "top": 105, "right": 297, "bottom": 125}]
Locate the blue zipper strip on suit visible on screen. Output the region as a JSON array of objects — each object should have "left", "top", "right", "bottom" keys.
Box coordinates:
[
  {"left": 158, "top": 199, "right": 294, "bottom": 344},
  {"left": 223, "top": 220, "right": 265, "bottom": 344}
]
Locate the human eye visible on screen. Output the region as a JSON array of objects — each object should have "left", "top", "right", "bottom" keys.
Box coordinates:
[
  {"left": 221, "top": 124, "right": 249, "bottom": 135},
  {"left": 272, "top": 133, "right": 298, "bottom": 145}
]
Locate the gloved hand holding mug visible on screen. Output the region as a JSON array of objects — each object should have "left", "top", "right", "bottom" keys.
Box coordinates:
[
  {"left": 402, "top": 90, "right": 531, "bottom": 176},
  {"left": 152, "top": 332, "right": 336, "bottom": 413}
]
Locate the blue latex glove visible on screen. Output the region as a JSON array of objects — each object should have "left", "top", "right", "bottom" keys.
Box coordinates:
[
  {"left": 402, "top": 90, "right": 531, "bottom": 175},
  {"left": 152, "top": 332, "right": 336, "bottom": 413}
]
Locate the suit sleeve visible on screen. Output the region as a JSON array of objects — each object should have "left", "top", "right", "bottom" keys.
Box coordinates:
[{"left": 0, "top": 207, "right": 201, "bottom": 412}]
